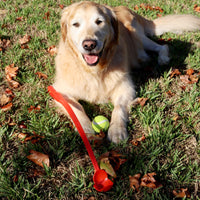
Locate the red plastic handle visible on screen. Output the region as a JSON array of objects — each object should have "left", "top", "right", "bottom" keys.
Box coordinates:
[{"left": 48, "top": 86, "right": 100, "bottom": 172}]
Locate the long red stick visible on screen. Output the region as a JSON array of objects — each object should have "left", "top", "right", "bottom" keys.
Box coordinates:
[{"left": 48, "top": 86, "right": 100, "bottom": 172}]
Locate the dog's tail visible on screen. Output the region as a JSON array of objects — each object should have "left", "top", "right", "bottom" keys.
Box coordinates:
[{"left": 145, "top": 14, "right": 200, "bottom": 36}]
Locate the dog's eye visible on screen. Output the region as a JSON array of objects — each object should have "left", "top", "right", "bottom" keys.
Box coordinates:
[
  {"left": 72, "top": 22, "right": 80, "bottom": 28},
  {"left": 95, "top": 19, "right": 103, "bottom": 25}
]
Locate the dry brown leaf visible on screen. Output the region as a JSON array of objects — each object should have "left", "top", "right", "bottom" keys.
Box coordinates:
[
  {"left": 166, "top": 90, "right": 175, "bottom": 97},
  {"left": 17, "top": 133, "right": 27, "bottom": 140},
  {"left": 27, "top": 150, "right": 50, "bottom": 168},
  {"left": 180, "top": 75, "right": 198, "bottom": 84},
  {"left": 47, "top": 45, "right": 57, "bottom": 56},
  {"left": 173, "top": 188, "right": 191, "bottom": 198},
  {"left": 0, "top": 38, "right": 11, "bottom": 50},
  {"left": 28, "top": 105, "right": 41, "bottom": 113},
  {"left": 180, "top": 85, "right": 186, "bottom": 91},
  {"left": 140, "top": 172, "right": 162, "bottom": 189},
  {"left": 19, "top": 34, "right": 31, "bottom": 45},
  {"left": 194, "top": 4, "right": 200, "bottom": 12},
  {"left": 190, "top": 75, "right": 199, "bottom": 83},
  {"left": 131, "top": 134, "right": 146, "bottom": 146},
  {"left": 59, "top": 4, "right": 64, "bottom": 9},
  {"left": 35, "top": 72, "right": 48, "bottom": 79},
  {"left": 0, "top": 94, "right": 12, "bottom": 106},
  {"left": 28, "top": 168, "right": 44, "bottom": 178},
  {"left": 134, "top": 5, "right": 139, "bottom": 10},
  {"left": 43, "top": 11, "right": 50, "bottom": 20},
  {"left": 99, "top": 151, "right": 127, "bottom": 175},
  {"left": 186, "top": 69, "right": 195, "bottom": 76},
  {"left": 15, "top": 16, "right": 23, "bottom": 21},
  {"left": 172, "top": 114, "right": 181, "bottom": 122},
  {"left": 9, "top": 79, "right": 20, "bottom": 88},
  {"left": 21, "top": 44, "right": 29, "bottom": 49},
  {"left": 5, "top": 64, "right": 20, "bottom": 88},
  {"left": 1, "top": 102, "right": 13, "bottom": 111},
  {"left": 139, "top": 3, "right": 163, "bottom": 12},
  {"left": 5, "top": 64, "right": 18, "bottom": 81},
  {"left": 170, "top": 69, "right": 181, "bottom": 78},
  {"left": 5, "top": 88, "right": 14, "bottom": 96},
  {"left": 129, "top": 174, "right": 141, "bottom": 192},
  {"left": 137, "top": 98, "right": 149, "bottom": 107}
]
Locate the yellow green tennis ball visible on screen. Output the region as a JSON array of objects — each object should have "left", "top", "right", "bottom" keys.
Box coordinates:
[{"left": 92, "top": 115, "right": 109, "bottom": 133}]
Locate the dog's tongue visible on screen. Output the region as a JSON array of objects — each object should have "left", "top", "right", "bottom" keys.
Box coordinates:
[{"left": 84, "top": 54, "right": 98, "bottom": 65}]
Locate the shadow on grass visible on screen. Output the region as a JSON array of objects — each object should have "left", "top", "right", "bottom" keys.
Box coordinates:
[{"left": 131, "top": 38, "right": 193, "bottom": 89}]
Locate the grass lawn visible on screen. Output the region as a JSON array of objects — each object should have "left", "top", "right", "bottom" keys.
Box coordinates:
[{"left": 0, "top": 0, "right": 200, "bottom": 199}]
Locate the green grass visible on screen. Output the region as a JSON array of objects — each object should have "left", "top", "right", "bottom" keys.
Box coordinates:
[{"left": 0, "top": 0, "right": 200, "bottom": 199}]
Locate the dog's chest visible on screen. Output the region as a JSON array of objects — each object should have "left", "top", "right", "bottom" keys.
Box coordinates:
[{"left": 73, "top": 74, "right": 110, "bottom": 104}]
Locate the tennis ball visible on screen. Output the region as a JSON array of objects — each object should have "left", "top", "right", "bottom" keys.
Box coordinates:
[{"left": 92, "top": 115, "right": 109, "bottom": 133}]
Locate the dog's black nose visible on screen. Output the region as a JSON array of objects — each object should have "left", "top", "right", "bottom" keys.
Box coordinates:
[{"left": 82, "top": 39, "right": 97, "bottom": 51}]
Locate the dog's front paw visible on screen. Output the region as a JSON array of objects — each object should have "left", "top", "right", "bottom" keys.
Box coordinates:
[{"left": 107, "top": 123, "right": 128, "bottom": 144}]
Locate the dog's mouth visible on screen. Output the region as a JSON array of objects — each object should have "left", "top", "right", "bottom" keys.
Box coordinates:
[
  {"left": 83, "top": 53, "right": 100, "bottom": 66},
  {"left": 82, "top": 46, "right": 104, "bottom": 66}
]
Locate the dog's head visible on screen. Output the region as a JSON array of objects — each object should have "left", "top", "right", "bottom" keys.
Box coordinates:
[{"left": 61, "top": 1, "right": 118, "bottom": 70}]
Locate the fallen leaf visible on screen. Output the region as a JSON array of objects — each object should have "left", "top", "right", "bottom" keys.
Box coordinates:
[
  {"left": 131, "top": 134, "right": 146, "bottom": 146},
  {"left": 35, "top": 72, "right": 48, "bottom": 79},
  {"left": 1, "top": 102, "right": 13, "bottom": 111},
  {"left": 13, "top": 174, "right": 18, "bottom": 183},
  {"left": 15, "top": 131, "right": 44, "bottom": 144},
  {"left": 47, "top": 45, "right": 57, "bottom": 56},
  {"left": 170, "top": 69, "right": 181, "bottom": 78},
  {"left": 17, "top": 132, "right": 27, "bottom": 140},
  {"left": 173, "top": 188, "right": 191, "bottom": 198},
  {"left": 19, "top": 34, "right": 31, "bottom": 45},
  {"left": 166, "top": 90, "right": 175, "bottom": 97},
  {"left": 20, "top": 44, "right": 29, "bottom": 49},
  {"left": 180, "top": 85, "right": 186, "bottom": 91},
  {"left": 157, "top": 38, "right": 172, "bottom": 45},
  {"left": 59, "top": 4, "right": 64, "bottom": 9},
  {"left": 5, "top": 88, "right": 14, "bottom": 96},
  {"left": 15, "top": 16, "right": 23, "bottom": 21},
  {"left": 0, "top": 94, "right": 12, "bottom": 106},
  {"left": 186, "top": 69, "right": 195, "bottom": 76},
  {"left": 28, "top": 105, "right": 41, "bottom": 113},
  {"left": 194, "top": 4, "right": 200, "bottom": 13},
  {"left": 9, "top": 80, "right": 20, "bottom": 88},
  {"left": 27, "top": 150, "right": 50, "bottom": 168},
  {"left": 134, "top": 5, "right": 139, "bottom": 10},
  {"left": 139, "top": 3, "right": 163, "bottom": 12},
  {"left": 180, "top": 75, "right": 198, "bottom": 84},
  {"left": 99, "top": 151, "right": 127, "bottom": 176},
  {"left": 43, "top": 11, "right": 50, "bottom": 20},
  {"left": 129, "top": 174, "right": 141, "bottom": 192},
  {"left": 189, "top": 75, "right": 199, "bottom": 83},
  {"left": 140, "top": 172, "right": 162, "bottom": 189},
  {"left": 0, "top": 38, "right": 11, "bottom": 51},
  {"left": 5, "top": 64, "right": 18, "bottom": 81},
  {"left": 100, "top": 157, "right": 117, "bottom": 178},
  {"left": 28, "top": 168, "right": 44, "bottom": 178},
  {"left": 172, "top": 114, "right": 181, "bottom": 122},
  {"left": 5, "top": 64, "right": 20, "bottom": 88},
  {"left": 88, "top": 130, "right": 105, "bottom": 146},
  {"left": 137, "top": 98, "right": 149, "bottom": 107}
]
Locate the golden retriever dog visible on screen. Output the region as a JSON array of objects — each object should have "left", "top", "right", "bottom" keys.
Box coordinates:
[{"left": 53, "top": 1, "right": 200, "bottom": 143}]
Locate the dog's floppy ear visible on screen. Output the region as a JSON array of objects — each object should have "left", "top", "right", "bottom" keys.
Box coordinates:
[
  {"left": 110, "top": 12, "right": 118, "bottom": 42},
  {"left": 60, "top": 7, "right": 69, "bottom": 41},
  {"left": 103, "top": 5, "right": 119, "bottom": 43}
]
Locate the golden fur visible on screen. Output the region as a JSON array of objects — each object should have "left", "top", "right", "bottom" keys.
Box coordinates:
[{"left": 53, "top": 1, "right": 200, "bottom": 143}]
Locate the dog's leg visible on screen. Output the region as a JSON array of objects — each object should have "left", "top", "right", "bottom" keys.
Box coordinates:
[
  {"left": 108, "top": 78, "right": 135, "bottom": 143},
  {"left": 142, "top": 35, "right": 170, "bottom": 65},
  {"left": 54, "top": 98, "right": 94, "bottom": 135}
]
